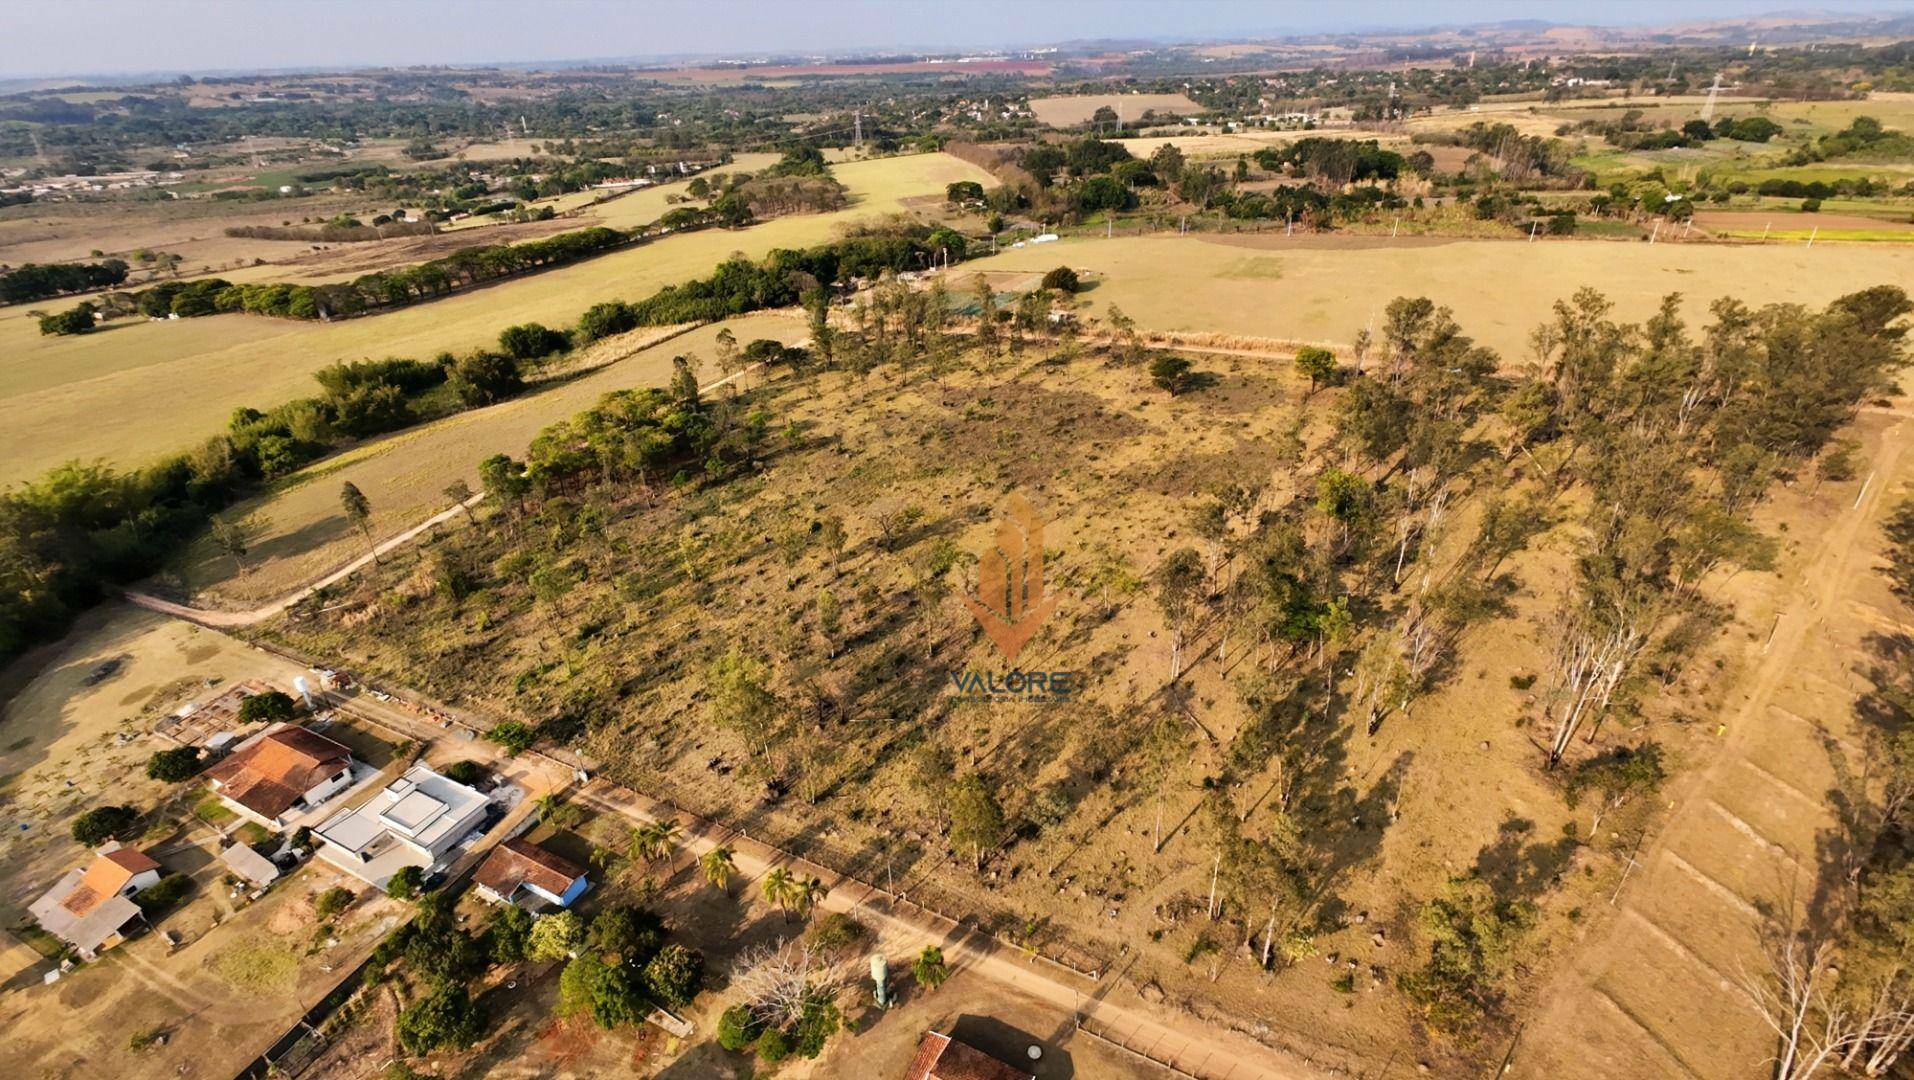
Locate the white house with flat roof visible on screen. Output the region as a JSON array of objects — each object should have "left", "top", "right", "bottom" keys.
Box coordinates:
[{"left": 313, "top": 764, "right": 490, "bottom": 888}]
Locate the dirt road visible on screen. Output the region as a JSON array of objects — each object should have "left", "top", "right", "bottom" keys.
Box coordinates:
[
  {"left": 568, "top": 780, "right": 1327, "bottom": 1080},
  {"left": 1515, "top": 410, "right": 1913, "bottom": 1078}
]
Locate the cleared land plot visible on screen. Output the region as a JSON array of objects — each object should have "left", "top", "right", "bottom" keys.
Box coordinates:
[
  {"left": 961, "top": 233, "right": 1914, "bottom": 357},
  {"left": 1029, "top": 92, "right": 1204, "bottom": 126},
  {"left": 1695, "top": 209, "right": 1914, "bottom": 241},
  {"left": 166, "top": 312, "right": 806, "bottom": 607},
  {"left": 0, "top": 151, "right": 995, "bottom": 485}
]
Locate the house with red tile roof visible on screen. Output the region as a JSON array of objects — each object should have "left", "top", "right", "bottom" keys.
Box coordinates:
[
  {"left": 473, "top": 837, "right": 590, "bottom": 909},
  {"left": 205, "top": 722, "right": 356, "bottom": 830},
  {"left": 28, "top": 843, "right": 163, "bottom": 958},
  {"left": 903, "top": 1031, "right": 1036, "bottom": 1080}
]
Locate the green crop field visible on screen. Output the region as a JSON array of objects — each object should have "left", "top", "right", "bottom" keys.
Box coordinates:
[
  {"left": 167, "top": 312, "right": 806, "bottom": 606},
  {"left": 0, "top": 151, "right": 993, "bottom": 487},
  {"left": 965, "top": 232, "right": 1914, "bottom": 358}
]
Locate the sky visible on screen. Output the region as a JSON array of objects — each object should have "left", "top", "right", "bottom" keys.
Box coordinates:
[{"left": 2, "top": 0, "right": 1910, "bottom": 79}]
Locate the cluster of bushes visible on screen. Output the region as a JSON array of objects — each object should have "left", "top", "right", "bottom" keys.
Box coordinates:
[
  {"left": 555, "top": 904, "right": 704, "bottom": 1030},
  {"left": 1, "top": 258, "right": 128, "bottom": 303},
  {"left": 1255, "top": 138, "right": 1406, "bottom": 184},
  {"left": 39, "top": 225, "right": 632, "bottom": 333},
  {"left": 1802, "top": 115, "right": 1913, "bottom": 161}
]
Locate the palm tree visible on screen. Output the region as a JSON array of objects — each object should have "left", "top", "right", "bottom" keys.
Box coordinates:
[
  {"left": 629, "top": 819, "right": 682, "bottom": 867},
  {"left": 794, "top": 876, "right": 829, "bottom": 920},
  {"left": 762, "top": 867, "right": 796, "bottom": 921},
  {"left": 700, "top": 846, "right": 737, "bottom": 894}
]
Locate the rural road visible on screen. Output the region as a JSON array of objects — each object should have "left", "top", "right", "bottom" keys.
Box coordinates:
[
  {"left": 285, "top": 647, "right": 1328, "bottom": 1080},
  {"left": 567, "top": 779, "right": 1329, "bottom": 1080}
]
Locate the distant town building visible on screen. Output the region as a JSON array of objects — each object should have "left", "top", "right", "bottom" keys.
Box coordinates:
[
  {"left": 473, "top": 837, "right": 590, "bottom": 910},
  {"left": 29, "top": 843, "right": 163, "bottom": 959}
]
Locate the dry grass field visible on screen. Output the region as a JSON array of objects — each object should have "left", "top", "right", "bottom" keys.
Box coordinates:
[
  {"left": 164, "top": 312, "right": 807, "bottom": 608},
  {"left": 964, "top": 232, "right": 1914, "bottom": 357},
  {"left": 263, "top": 321, "right": 1799, "bottom": 1074},
  {"left": 1028, "top": 92, "right": 1205, "bottom": 126},
  {"left": 0, "top": 151, "right": 995, "bottom": 486}
]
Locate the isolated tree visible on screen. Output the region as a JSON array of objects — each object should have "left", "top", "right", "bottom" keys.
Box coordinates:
[
  {"left": 589, "top": 903, "right": 664, "bottom": 965},
  {"left": 815, "top": 588, "right": 842, "bottom": 657},
  {"left": 701, "top": 845, "right": 738, "bottom": 894},
  {"left": 947, "top": 773, "right": 1005, "bottom": 869},
  {"left": 71, "top": 804, "right": 138, "bottom": 846},
  {"left": 1561, "top": 741, "right": 1667, "bottom": 834},
  {"left": 629, "top": 819, "right": 681, "bottom": 867},
  {"left": 340, "top": 481, "right": 375, "bottom": 559},
  {"left": 791, "top": 876, "right": 829, "bottom": 921},
  {"left": 145, "top": 747, "right": 201, "bottom": 783},
  {"left": 644, "top": 943, "right": 703, "bottom": 1009},
  {"left": 1150, "top": 354, "right": 1193, "bottom": 395},
  {"left": 1294, "top": 346, "right": 1336, "bottom": 397},
  {"left": 670, "top": 353, "right": 702, "bottom": 404},
  {"left": 912, "top": 945, "right": 951, "bottom": 991},
  {"left": 1105, "top": 304, "right": 1144, "bottom": 364},
  {"left": 386, "top": 865, "right": 424, "bottom": 901},
  {"left": 815, "top": 514, "right": 848, "bottom": 576},
  {"left": 237, "top": 690, "right": 297, "bottom": 724},
  {"left": 208, "top": 513, "right": 265, "bottom": 563},
  {"left": 706, "top": 647, "right": 782, "bottom": 754},
  {"left": 477, "top": 453, "right": 530, "bottom": 520},
  {"left": 443, "top": 478, "right": 476, "bottom": 523},
  {"left": 1155, "top": 547, "right": 1205, "bottom": 679},
  {"left": 558, "top": 952, "right": 642, "bottom": 1029}
]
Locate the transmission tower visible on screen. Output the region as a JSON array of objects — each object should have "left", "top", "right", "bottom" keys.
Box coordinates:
[{"left": 1700, "top": 72, "right": 1724, "bottom": 123}]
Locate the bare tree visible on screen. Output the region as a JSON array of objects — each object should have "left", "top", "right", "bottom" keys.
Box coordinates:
[
  {"left": 1740, "top": 927, "right": 1856, "bottom": 1080},
  {"left": 733, "top": 939, "right": 840, "bottom": 1030}
]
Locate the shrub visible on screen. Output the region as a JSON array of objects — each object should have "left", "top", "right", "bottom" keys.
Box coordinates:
[
  {"left": 313, "top": 886, "right": 353, "bottom": 921},
  {"left": 575, "top": 301, "right": 638, "bottom": 343},
  {"left": 755, "top": 1026, "right": 792, "bottom": 1063},
  {"left": 717, "top": 1003, "right": 761, "bottom": 1051},
  {"left": 145, "top": 747, "right": 203, "bottom": 783},
  {"left": 72, "top": 805, "right": 139, "bottom": 846},
  {"left": 441, "top": 760, "right": 486, "bottom": 785},
  {"left": 498, "top": 322, "right": 570, "bottom": 361},
  {"left": 1040, "top": 266, "right": 1080, "bottom": 293},
  {"left": 38, "top": 303, "right": 97, "bottom": 336},
  {"left": 386, "top": 865, "right": 424, "bottom": 901},
  {"left": 448, "top": 351, "right": 524, "bottom": 407},
  {"left": 486, "top": 719, "right": 537, "bottom": 754}
]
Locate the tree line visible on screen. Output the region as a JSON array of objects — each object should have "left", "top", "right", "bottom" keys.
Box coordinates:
[
  {"left": 39, "top": 225, "right": 631, "bottom": 333},
  {"left": 1, "top": 258, "right": 129, "bottom": 304}
]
